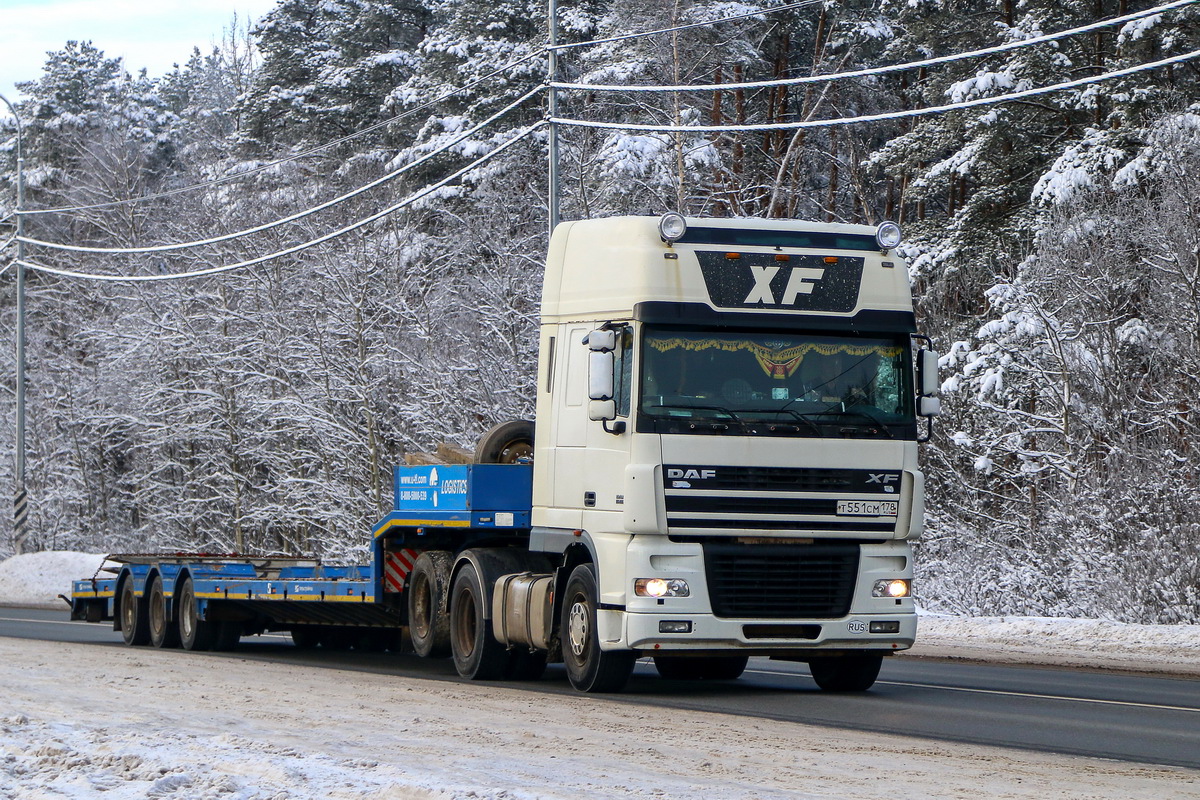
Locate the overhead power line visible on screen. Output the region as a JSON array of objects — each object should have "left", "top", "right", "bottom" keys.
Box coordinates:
[
  {"left": 550, "top": 48, "right": 1200, "bottom": 133},
  {"left": 549, "top": 0, "right": 825, "bottom": 52},
  {"left": 16, "top": 124, "right": 544, "bottom": 283},
  {"left": 20, "top": 50, "right": 548, "bottom": 218},
  {"left": 18, "top": 87, "right": 545, "bottom": 255},
  {"left": 552, "top": 0, "right": 1197, "bottom": 93}
]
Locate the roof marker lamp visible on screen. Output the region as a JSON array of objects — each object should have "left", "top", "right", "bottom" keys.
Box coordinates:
[
  {"left": 659, "top": 213, "right": 687, "bottom": 244},
  {"left": 876, "top": 221, "right": 902, "bottom": 251},
  {"left": 635, "top": 578, "right": 690, "bottom": 598},
  {"left": 872, "top": 579, "right": 911, "bottom": 598}
]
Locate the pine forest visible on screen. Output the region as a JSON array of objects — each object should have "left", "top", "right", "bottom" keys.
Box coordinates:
[{"left": 2, "top": 0, "right": 1199, "bottom": 623}]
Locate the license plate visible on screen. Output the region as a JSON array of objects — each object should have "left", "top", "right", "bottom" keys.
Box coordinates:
[{"left": 836, "top": 500, "right": 899, "bottom": 517}]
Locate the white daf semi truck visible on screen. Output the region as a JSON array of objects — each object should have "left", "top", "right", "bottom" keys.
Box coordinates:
[{"left": 71, "top": 213, "right": 939, "bottom": 695}]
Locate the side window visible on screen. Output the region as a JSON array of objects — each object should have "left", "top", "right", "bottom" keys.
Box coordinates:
[{"left": 613, "top": 326, "right": 633, "bottom": 417}]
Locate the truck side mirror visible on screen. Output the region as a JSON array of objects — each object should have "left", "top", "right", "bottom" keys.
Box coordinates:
[
  {"left": 589, "top": 399, "right": 616, "bottom": 421},
  {"left": 918, "top": 396, "right": 941, "bottom": 417},
  {"left": 588, "top": 350, "right": 614, "bottom": 401},
  {"left": 585, "top": 329, "right": 616, "bottom": 352},
  {"left": 918, "top": 349, "right": 940, "bottom": 397}
]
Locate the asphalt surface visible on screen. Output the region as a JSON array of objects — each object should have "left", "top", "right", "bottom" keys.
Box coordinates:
[{"left": 3, "top": 606, "right": 1199, "bottom": 770}]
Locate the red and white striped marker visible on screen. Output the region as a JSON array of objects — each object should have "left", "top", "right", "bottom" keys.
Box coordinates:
[{"left": 383, "top": 549, "right": 420, "bottom": 593}]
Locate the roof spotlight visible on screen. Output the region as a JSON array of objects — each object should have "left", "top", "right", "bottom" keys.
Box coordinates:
[
  {"left": 876, "top": 221, "right": 902, "bottom": 251},
  {"left": 658, "top": 213, "right": 688, "bottom": 244}
]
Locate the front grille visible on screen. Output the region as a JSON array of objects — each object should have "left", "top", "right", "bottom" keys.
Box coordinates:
[
  {"left": 662, "top": 466, "right": 900, "bottom": 493},
  {"left": 666, "top": 495, "right": 836, "bottom": 515},
  {"left": 703, "top": 541, "right": 859, "bottom": 619}
]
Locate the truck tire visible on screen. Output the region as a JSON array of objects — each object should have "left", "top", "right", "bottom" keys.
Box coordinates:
[
  {"left": 653, "top": 655, "right": 749, "bottom": 681},
  {"left": 148, "top": 574, "right": 181, "bottom": 649},
  {"left": 449, "top": 564, "right": 510, "bottom": 680},
  {"left": 561, "top": 564, "right": 635, "bottom": 693},
  {"left": 178, "top": 576, "right": 216, "bottom": 651},
  {"left": 119, "top": 577, "right": 150, "bottom": 646},
  {"left": 808, "top": 654, "right": 883, "bottom": 692},
  {"left": 474, "top": 420, "right": 535, "bottom": 464},
  {"left": 407, "top": 551, "right": 452, "bottom": 658}
]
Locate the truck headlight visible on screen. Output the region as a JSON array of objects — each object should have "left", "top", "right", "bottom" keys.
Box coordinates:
[
  {"left": 635, "top": 578, "right": 690, "bottom": 598},
  {"left": 872, "top": 579, "right": 910, "bottom": 598}
]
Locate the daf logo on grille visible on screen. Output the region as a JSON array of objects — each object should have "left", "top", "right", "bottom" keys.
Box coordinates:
[{"left": 667, "top": 468, "right": 716, "bottom": 480}]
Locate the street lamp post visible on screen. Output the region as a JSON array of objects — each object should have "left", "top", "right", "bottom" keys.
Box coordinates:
[{"left": 0, "top": 92, "right": 28, "bottom": 555}]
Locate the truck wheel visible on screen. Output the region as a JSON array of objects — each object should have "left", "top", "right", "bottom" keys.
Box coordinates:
[
  {"left": 808, "top": 655, "right": 883, "bottom": 692},
  {"left": 407, "top": 551, "right": 452, "bottom": 658},
  {"left": 178, "top": 577, "right": 216, "bottom": 651},
  {"left": 449, "top": 564, "right": 510, "bottom": 680},
  {"left": 474, "top": 420, "right": 534, "bottom": 464},
  {"left": 119, "top": 578, "right": 150, "bottom": 646},
  {"left": 653, "top": 655, "right": 747, "bottom": 680},
  {"left": 148, "top": 574, "right": 181, "bottom": 649},
  {"left": 561, "top": 564, "right": 635, "bottom": 693}
]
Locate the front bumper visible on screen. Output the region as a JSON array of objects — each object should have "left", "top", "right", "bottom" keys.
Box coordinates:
[{"left": 616, "top": 608, "right": 917, "bottom": 654}]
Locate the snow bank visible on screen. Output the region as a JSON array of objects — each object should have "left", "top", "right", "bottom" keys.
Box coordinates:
[
  {"left": 0, "top": 552, "right": 112, "bottom": 609},
  {"left": 912, "top": 611, "right": 1200, "bottom": 677}
]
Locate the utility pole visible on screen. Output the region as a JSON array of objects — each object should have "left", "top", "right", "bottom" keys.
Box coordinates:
[
  {"left": 0, "top": 92, "right": 28, "bottom": 555},
  {"left": 547, "top": 0, "right": 561, "bottom": 237}
]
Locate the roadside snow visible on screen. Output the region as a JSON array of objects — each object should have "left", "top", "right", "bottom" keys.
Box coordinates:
[
  {"left": 0, "top": 552, "right": 112, "bottom": 609},
  {"left": 1, "top": 637, "right": 1196, "bottom": 800},
  {"left": 912, "top": 612, "right": 1200, "bottom": 678}
]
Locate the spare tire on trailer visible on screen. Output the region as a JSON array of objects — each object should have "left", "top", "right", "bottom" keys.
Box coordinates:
[{"left": 474, "top": 420, "right": 535, "bottom": 464}]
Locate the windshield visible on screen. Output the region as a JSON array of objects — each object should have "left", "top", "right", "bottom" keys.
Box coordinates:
[{"left": 638, "top": 327, "right": 916, "bottom": 439}]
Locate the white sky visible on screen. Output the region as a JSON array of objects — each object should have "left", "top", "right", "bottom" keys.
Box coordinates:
[{"left": 0, "top": 0, "right": 280, "bottom": 104}]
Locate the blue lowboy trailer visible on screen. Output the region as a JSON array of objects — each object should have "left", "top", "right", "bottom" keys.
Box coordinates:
[{"left": 69, "top": 464, "right": 535, "bottom": 653}]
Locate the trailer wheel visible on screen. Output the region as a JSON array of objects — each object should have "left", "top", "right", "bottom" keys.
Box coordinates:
[
  {"left": 119, "top": 578, "right": 150, "bottom": 646},
  {"left": 653, "top": 655, "right": 748, "bottom": 681},
  {"left": 147, "top": 574, "right": 181, "bottom": 649},
  {"left": 561, "top": 564, "right": 635, "bottom": 693},
  {"left": 449, "top": 564, "right": 510, "bottom": 680},
  {"left": 178, "top": 577, "right": 216, "bottom": 651},
  {"left": 474, "top": 420, "right": 534, "bottom": 464},
  {"left": 808, "top": 655, "right": 882, "bottom": 692},
  {"left": 407, "top": 551, "right": 452, "bottom": 658}
]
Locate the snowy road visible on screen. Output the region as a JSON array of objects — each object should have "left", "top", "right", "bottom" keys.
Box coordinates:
[{"left": 3, "top": 608, "right": 1200, "bottom": 785}]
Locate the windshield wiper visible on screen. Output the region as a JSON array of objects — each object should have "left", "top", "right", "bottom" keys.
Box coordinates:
[
  {"left": 835, "top": 406, "right": 896, "bottom": 439},
  {"left": 736, "top": 407, "right": 823, "bottom": 435},
  {"left": 644, "top": 403, "right": 748, "bottom": 432}
]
